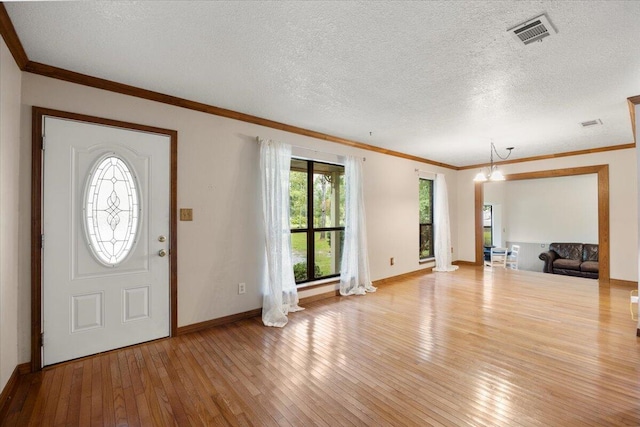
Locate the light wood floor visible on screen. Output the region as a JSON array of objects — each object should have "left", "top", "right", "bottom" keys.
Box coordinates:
[{"left": 2, "top": 266, "right": 640, "bottom": 426}]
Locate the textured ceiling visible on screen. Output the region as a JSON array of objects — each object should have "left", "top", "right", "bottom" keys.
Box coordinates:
[{"left": 6, "top": 1, "right": 640, "bottom": 167}]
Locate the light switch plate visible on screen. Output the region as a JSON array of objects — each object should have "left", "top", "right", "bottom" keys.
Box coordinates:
[{"left": 180, "top": 208, "right": 193, "bottom": 221}]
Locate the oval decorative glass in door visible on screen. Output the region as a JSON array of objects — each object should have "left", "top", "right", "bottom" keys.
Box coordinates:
[{"left": 84, "top": 155, "right": 140, "bottom": 266}]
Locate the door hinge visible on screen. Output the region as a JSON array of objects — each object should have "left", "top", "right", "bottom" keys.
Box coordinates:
[
  {"left": 40, "top": 234, "right": 44, "bottom": 249},
  {"left": 41, "top": 135, "right": 45, "bottom": 150},
  {"left": 39, "top": 332, "right": 44, "bottom": 347}
]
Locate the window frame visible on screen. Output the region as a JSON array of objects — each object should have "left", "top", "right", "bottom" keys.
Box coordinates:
[
  {"left": 290, "top": 158, "right": 345, "bottom": 284},
  {"left": 419, "top": 178, "right": 435, "bottom": 261}
]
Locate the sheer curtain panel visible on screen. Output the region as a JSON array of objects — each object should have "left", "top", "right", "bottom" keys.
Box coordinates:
[
  {"left": 433, "top": 173, "right": 459, "bottom": 272},
  {"left": 259, "top": 138, "right": 303, "bottom": 327},
  {"left": 340, "top": 156, "right": 376, "bottom": 295}
]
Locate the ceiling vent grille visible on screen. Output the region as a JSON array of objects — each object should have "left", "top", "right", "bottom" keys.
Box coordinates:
[{"left": 508, "top": 14, "right": 556, "bottom": 45}]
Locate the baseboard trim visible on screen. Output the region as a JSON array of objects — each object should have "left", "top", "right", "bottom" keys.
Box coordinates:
[
  {"left": 176, "top": 308, "right": 262, "bottom": 335},
  {"left": 453, "top": 260, "right": 478, "bottom": 266},
  {"left": 17, "top": 363, "right": 30, "bottom": 376},
  {"left": 0, "top": 362, "right": 28, "bottom": 421},
  {"left": 373, "top": 268, "right": 433, "bottom": 287},
  {"left": 609, "top": 279, "right": 638, "bottom": 288}
]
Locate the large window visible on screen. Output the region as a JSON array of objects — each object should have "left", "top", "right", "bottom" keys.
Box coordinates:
[
  {"left": 419, "top": 178, "right": 434, "bottom": 259},
  {"left": 290, "top": 159, "right": 345, "bottom": 283}
]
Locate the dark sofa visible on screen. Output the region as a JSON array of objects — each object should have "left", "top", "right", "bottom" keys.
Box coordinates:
[{"left": 539, "top": 243, "right": 599, "bottom": 279}]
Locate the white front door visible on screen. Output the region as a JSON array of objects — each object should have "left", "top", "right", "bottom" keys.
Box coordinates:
[{"left": 42, "top": 116, "right": 171, "bottom": 366}]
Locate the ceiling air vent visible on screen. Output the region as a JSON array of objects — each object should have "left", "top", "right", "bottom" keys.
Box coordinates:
[
  {"left": 508, "top": 14, "right": 556, "bottom": 45},
  {"left": 581, "top": 119, "right": 602, "bottom": 128}
]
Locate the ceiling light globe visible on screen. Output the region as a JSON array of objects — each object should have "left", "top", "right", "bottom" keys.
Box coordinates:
[
  {"left": 489, "top": 169, "right": 505, "bottom": 181},
  {"left": 474, "top": 171, "right": 488, "bottom": 182}
]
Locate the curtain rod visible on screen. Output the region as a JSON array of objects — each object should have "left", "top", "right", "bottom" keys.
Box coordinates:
[{"left": 256, "top": 136, "right": 365, "bottom": 161}]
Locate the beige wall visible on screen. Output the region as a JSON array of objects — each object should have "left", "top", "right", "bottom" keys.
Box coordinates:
[
  {"left": 0, "top": 38, "right": 23, "bottom": 390},
  {"left": 457, "top": 149, "right": 638, "bottom": 281},
  {"left": 16, "top": 73, "right": 456, "bottom": 364}
]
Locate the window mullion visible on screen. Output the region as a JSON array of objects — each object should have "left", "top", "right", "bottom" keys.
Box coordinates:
[
  {"left": 430, "top": 180, "right": 434, "bottom": 257},
  {"left": 307, "top": 160, "right": 314, "bottom": 280}
]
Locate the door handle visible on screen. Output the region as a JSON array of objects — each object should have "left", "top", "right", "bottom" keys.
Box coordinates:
[{"left": 158, "top": 249, "right": 167, "bottom": 257}]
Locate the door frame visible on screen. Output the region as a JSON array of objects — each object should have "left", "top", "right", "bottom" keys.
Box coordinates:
[
  {"left": 474, "top": 164, "right": 610, "bottom": 283},
  {"left": 31, "top": 106, "right": 178, "bottom": 371}
]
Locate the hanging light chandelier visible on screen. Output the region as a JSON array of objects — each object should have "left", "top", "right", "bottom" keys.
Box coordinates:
[{"left": 473, "top": 142, "right": 514, "bottom": 182}]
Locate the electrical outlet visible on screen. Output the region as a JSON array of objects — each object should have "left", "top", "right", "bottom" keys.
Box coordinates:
[
  {"left": 390, "top": 257, "right": 394, "bottom": 266},
  {"left": 238, "top": 282, "right": 246, "bottom": 295}
]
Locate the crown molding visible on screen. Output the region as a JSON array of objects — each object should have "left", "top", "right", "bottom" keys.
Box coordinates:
[{"left": 460, "top": 143, "right": 635, "bottom": 171}]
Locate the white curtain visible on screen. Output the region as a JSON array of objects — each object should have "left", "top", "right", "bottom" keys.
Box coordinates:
[
  {"left": 433, "top": 173, "right": 459, "bottom": 272},
  {"left": 259, "top": 138, "right": 303, "bottom": 327},
  {"left": 340, "top": 156, "right": 376, "bottom": 295}
]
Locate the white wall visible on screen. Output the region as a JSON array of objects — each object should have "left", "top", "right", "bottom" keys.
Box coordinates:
[
  {"left": 0, "top": 38, "right": 23, "bottom": 391},
  {"left": 16, "top": 73, "right": 457, "bottom": 364},
  {"left": 505, "top": 175, "right": 598, "bottom": 243},
  {"left": 457, "top": 149, "right": 638, "bottom": 281}
]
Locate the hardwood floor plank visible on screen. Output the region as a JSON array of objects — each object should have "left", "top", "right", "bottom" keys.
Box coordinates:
[
  {"left": 109, "top": 353, "right": 127, "bottom": 426},
  {"left": 137, "top": 345, "right": 178, "bottom": 426},
  {"left": 116, "top": 351, "right": 141, "bottom": 427},
  {"left": 89, "top": 357, "right": 102, "bottom": 427},
  {"left": 208, "top": 327, "right": 314, "bottom": 425},
  {"left": 77, "top": 360, "right": 92, "bottom": 426},
  {"left": 13, "top": 375, "right": 44, "bottom": 427},
  {"left": 152, "top": 339, "right": 204, "bottom": 426},
  {"left": 62, "top": 364, "right": 84, "bottom": 426},
  {"left": 52, "top": 363, "right": 73, "bottom": 426},
  {"left": 3, "top": 267, "right": 640, "bottom": 426},
  {"left": 224, "top": 323, "right": 357, "bottom": 426},
  {"left": 190, "top": 330, "right": 279, "bottom": 426},
  {"left": 99, "top": 355, "right": 115, "bottom": 426},
  {"left": 124, "top": 348, "right": 152, "bottom": 426},
  {"left": 40, "top": 366, "right": 65, "bottom": 426},
  {"left": 157, "top": 338, "right": 218, "bottom": 426},
  {"left": 170, "top": 338, "right": 232, "bottom": 425}
]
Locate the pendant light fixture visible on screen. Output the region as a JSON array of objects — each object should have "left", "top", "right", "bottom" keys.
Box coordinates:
[{"left": 473, "top": 142, "right": 514, "bottom": 182}]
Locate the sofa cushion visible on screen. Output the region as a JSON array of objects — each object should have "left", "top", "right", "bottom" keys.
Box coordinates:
[
  {"left": 583, "top": 244, "right": 599, "bottom": 262},
  {"left": 549, "top": 243, "right": 583, "bottom": 261},
  {"left": 581, "top": 261, "right": 599, "bottom": 273},
  {"left": 553, "top": 258, "right": 581, "bottom": 271}
]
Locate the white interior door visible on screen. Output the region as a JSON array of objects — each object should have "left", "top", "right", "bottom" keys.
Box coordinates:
[{"left": 42, "top": 116, "right": 170, "bottom": 366}]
